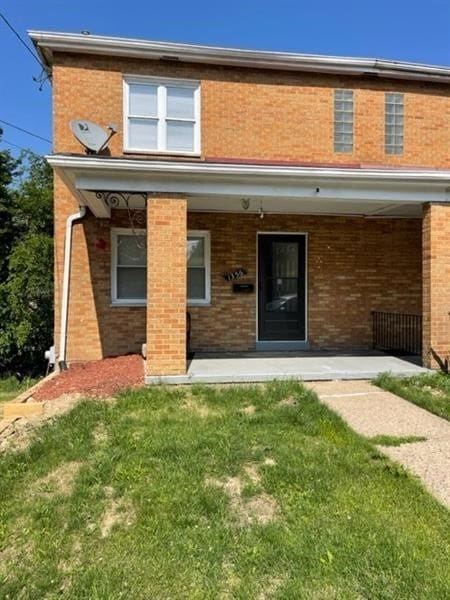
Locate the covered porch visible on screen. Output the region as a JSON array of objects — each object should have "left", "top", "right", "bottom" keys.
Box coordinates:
[{"left": 49, "top": 155, "right": 450, "bottom": 379}]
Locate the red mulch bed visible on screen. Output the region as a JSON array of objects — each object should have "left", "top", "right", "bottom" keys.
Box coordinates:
[{"left": 34, "top": 354, "right": 145, "bottom": 401}]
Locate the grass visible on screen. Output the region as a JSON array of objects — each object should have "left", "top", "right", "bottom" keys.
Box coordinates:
[
  {"left": 0, "top": 381, "right": 450, "bottom": 598},
  {"left": 375, "top": 372, "right": 450, "bottom": 421},
  {"left": 0, "top": 376, "right": 38, "bottom": 405},
  {"left": 369, "top": 435, "right": 427, "bottom": 447}
]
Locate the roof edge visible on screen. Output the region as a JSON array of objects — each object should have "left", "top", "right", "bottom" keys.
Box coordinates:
[
  {"left": 46, "top": 154, "right": 450, "bottom": 186},
  {"left": 29, "top": 30, "right": 450, "bottom": 84}
]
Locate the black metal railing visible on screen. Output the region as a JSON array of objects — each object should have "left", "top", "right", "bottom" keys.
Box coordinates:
[{"left": 372, "top": 311, "right": 422, "bottom": 356}]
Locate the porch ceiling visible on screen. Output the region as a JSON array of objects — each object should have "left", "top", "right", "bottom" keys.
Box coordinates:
[{"left": 48, "top": 154, "right": 450, "bottom": 218}]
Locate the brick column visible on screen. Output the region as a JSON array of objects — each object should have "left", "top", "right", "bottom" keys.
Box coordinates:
[
  {"left": 146, "top": 195, "right": 187, "bottom": 376},
  {"left": 423, "top": 203, "right": 450, "bottom": 369}
]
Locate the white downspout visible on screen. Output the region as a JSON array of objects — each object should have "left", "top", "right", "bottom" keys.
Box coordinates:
[{"left": 58, "top": 205, "right": 87, "bottom": 370}]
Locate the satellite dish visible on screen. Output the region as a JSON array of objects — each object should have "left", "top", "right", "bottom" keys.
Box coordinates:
[{"left": 70, "top": 119, "right": 116, "bottom": 153}]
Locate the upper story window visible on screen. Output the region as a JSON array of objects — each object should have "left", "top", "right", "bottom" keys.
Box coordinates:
[
  {"left": 334, "top": 89, "right": 354, "bottom": 153},
  {"left": 124, "top": 77, "right": 200, "bottom": 154},
  {"left": 385, "top": 92, "right": 404, "bottom": 155}
]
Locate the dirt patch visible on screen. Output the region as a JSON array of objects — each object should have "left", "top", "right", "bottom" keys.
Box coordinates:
[
  {"left": 278, "top": 396, "right": 297, "bottom": 407},
  {"left": 34, "top": 355, "right": 144, "bottom": 401},
  {"left": 93, "top": 423, "right": 109, "bottom": 444},
  {"left": 206, "top": 472, "right": 278, "bottom": 527},
  {"left": 243, "top": 463, "right": 261, "bottom": 484},
  {"left": 0, "top": 393, "right": 114, "bottom": 454},
  {"left": 100, "top": 494, "right": 135, "bottom": 538},
  {"left": 182, "top": 394, "right": 218, "bottom": 418},
  {"left": 33, "top": 461, "right": 82, "bottom": 498},
  {"left": 257, "top": 576, "right": 286, "bottom": 599},
  {"left": 241, "top": 405, "right": 256, "bottom": 416},
  {"left": 263, "top": 457, "right": 277, "bottom": 466},
  {"left": 220, "top": 561, "right": 241, "bottom": 598}
]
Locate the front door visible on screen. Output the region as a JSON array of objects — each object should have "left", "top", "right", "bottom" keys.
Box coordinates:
[{"left": 258, "top": 234, "right": 306, "bottom": 341}]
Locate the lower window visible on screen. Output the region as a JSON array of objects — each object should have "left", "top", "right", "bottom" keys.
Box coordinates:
[{"left": 111, "top": 228, "right": 210, "bottom": 305}]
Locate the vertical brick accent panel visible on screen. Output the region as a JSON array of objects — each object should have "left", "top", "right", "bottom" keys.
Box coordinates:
[
  {"left": 188, "top": 212, "right": 422, "bottom": 352},
  {"left": 423, "top": 203, "right": 450, "bottom": 368},
  {"left": 147, "top": 197, "right": 187, "bottom": 375}
]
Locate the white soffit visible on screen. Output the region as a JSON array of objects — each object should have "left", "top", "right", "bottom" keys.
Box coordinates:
[{"left": 48, "top": 156, "right": 450, "bottom": 217}]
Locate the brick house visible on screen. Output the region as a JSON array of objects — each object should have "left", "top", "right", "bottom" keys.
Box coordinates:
[{"left": 29, "top": 30, "right": 450, "bottom": 382}]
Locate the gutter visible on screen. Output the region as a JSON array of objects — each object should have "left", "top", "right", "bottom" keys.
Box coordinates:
[
  {"left": 46, "top": 155, "right": 450, "bottom": 187},
  {"left": 58, "top": 206, "right": 86, "bottom": 370},
  {"left": 28, "top": 30, "right": 450, "bottom": 84}
]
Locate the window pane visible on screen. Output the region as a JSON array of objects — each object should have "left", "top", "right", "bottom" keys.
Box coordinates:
[
  {"left": 129, "top": 84, "right": 158, "bottom": 117},
  {"left": 167, "top": 121, "right": 195, "bottom": 152},
  {"left": 167, "top": 87, "right": 195, "bottom": 119},
  {"left": 187, "top": 237, "right": 205, "bottom": 266},
  {"left": 188, "top": 268, "right": 206, "bottom": 299},
  {"left": 117, "top": 267, "right": 146, "bottom": 300},
  {"left": 117, "top": 235, "right": 146, "bottom": 266},
  {"left": 128, "top": 117, "right": 158, "bottom": 149}
]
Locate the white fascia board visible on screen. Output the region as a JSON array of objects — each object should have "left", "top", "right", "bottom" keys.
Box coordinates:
[
  {"left": 47, "top": 155, "right": 450, "bottom": 187},
  {"left": 29, "top": 30, "right": 450, "bottom": 84}
]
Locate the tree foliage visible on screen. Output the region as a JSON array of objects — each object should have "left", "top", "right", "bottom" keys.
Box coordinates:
[{"left": 0, "top": 150, "right": 53, "bottom": 376}]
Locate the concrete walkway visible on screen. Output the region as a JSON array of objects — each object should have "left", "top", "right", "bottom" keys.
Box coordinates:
[
  {"left": 308, "top": 380, "right": 450, "bottom": 509},
  {"left": 146, "top": 352, "right": 428, "bottom": 384}
]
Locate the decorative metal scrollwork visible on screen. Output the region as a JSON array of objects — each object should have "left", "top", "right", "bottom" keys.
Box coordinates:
[{"left": 94, "top": 191, "right": 147, "bottom": 248}]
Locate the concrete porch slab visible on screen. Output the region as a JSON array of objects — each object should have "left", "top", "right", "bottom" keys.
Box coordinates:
[{"left": 145, "top": 351, "right": 429, "bottom": 385}]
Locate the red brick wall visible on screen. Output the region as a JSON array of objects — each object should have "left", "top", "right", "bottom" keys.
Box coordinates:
[
  {"left": 58, "top": 201, "right": 421, "bottom": 362},
  {"left": 423, "top": 203, "right": 450, "bottom": 368},
  {"left": 146, "top": 196, "right": 187, "bottom": 375},
  {"left": 188, "top": 212, "right": 422, "bottom": 352},
  {"left": 55, "top": 178, "right": 146, "bottom": 362},
  {"left": 51, "top": 51, "right": 436, "bottom": 363},
  {"left": 53, "top": 53, "right": 450, "bottom": 168}
]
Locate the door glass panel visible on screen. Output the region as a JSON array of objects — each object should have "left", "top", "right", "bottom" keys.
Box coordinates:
[
  {"left": 265, "top": 278, "right": 298, "bottom": 312},
  {"left": 271, "top": 242, "right": 298, "bottom": 277}
]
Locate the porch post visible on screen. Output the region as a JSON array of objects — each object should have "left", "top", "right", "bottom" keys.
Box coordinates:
[
  {"left": 146, "top": 194, "right": 187, "bottom": 377},
  {"left": 422, "top": 202, "right": 450, "bottom": 369}
]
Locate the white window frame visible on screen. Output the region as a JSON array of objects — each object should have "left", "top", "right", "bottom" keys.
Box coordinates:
[
  {"left": 111, "top": 228, "right": 210, "bottom": 307},
  {"left": 123, "top": 75, "right": 201, "bottom": 155},
  {"left": 111, "top": 227, "right": 147, "bottom": 306},
  {"left": 187, "top": 230, "right": 211, "bottom": 306}
]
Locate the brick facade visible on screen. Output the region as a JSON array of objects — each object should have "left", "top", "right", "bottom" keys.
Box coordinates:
[
  {"left": 188, "top": 212, "right": 422, "bottom": 352},
  {"left": 49, "top": 47, "right": 448, "bottom": 370},
  {"left": 53, "top": 53, "right": 450, "bottom": 168}
]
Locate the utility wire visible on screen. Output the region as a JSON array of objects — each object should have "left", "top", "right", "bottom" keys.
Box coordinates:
[
  {"left": 0, "top": 11, "right": 44, "bottom": 69},
  {"left": 0, "top": 137, "right": 28, "bottom": 151},
  {"left": 0, "top": 119, "right": 51, "bottom": 144}
]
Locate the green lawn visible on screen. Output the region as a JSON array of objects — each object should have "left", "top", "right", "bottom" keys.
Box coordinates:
[
  {"left": 0, "top": 376, "right": 38, "bottom": 405},
  {"left": 375, "top": 372, "right": 450, "bottom": 422},
  {"left": 1, "top": 382, "right": 449, "bottom": 598}
]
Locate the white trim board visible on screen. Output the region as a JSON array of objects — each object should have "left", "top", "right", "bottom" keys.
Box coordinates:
[{"left": 29, "top": 30, "right": 450, "bottom": 84}]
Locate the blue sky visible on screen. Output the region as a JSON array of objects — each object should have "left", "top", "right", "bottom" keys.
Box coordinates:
[{"left": 1, "top": 0, "right": 449, "bottom": 157}]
